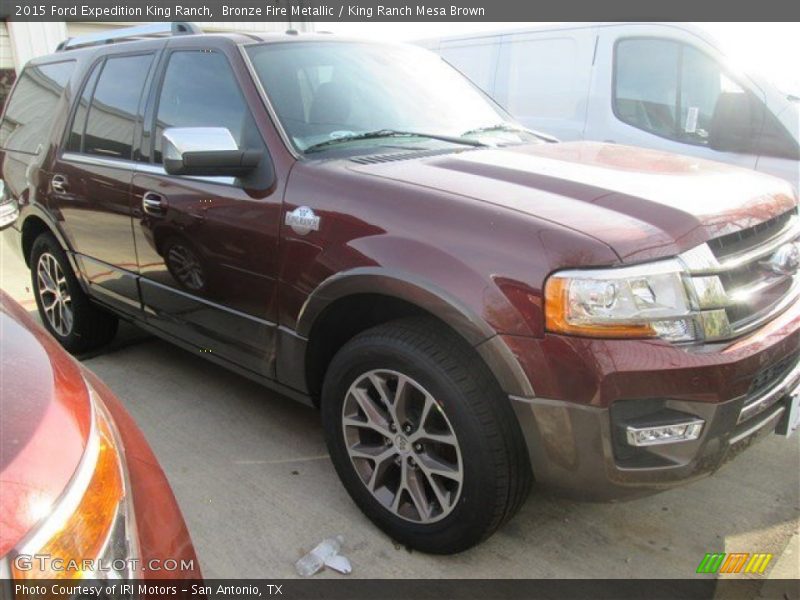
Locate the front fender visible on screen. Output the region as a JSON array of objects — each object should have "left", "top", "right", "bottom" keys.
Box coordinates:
[{"left": 296, "top": 265, "right": 536, "bottom": 398}]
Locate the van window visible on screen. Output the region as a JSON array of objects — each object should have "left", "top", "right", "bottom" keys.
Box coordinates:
[
  {"left": 153, "top": 51, "right": 256, "bottom": 164},
  {"left": 614, "top": 39, "right": 748, "bottom": 146},
  {"left": 83, "top": 54, "right": 153, "bottom": 159},
  {"left": 614, "top": 39, "right": 680, "bottom": 139},
  {"left": 0, "top": 61, "right": 75, "bottom": 154}
]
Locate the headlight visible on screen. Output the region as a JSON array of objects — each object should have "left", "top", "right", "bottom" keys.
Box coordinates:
[
  {"left": 9, "top": 383, "right": 139, "bottom": 580},
  {"left": 545, "top": 259, "right": 698, "bottom": 342}
]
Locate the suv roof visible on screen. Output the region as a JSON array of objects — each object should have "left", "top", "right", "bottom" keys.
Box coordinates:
[{"left": 39, "top": 22, "right": 374, "bottom": 66}]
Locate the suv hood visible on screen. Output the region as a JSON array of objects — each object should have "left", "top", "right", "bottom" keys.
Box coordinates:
[{"left": 349, "top": 141, "right": 797, "bottom": 263}]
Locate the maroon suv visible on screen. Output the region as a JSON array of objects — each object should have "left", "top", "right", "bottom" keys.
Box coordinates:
[{"left": 1, "top": 23, "right": 798, "bottom": 554}]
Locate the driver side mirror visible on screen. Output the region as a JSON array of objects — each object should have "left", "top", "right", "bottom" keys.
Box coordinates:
[
  {"left": 162, "top": 127, "right": 262, "bottom": 177},
  {"left": 708, "top": 92, "right": 757, "bottom": 153}
]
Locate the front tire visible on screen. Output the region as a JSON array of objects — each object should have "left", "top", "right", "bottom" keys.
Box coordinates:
[
  {"left": 321, "top": 317, "right": 532, "bottom": 554},
  {"left": 30, "top": 232, "right": 118, "bottom": 354}
]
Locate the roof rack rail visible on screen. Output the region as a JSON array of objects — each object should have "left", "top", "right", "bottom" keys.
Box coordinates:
[{"left": 56, "top": 22, "right": 201, "bottom": 52}]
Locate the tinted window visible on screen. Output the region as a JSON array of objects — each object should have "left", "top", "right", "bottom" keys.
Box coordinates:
[
  {"left": 0, "top": 61, "right": 75, "bottom": 154},
  {"left": 614, "top": 39, "right": 748, "bottom": 146},
  {"left": 84, "top": 54, "right": 153, "bottom": 159},
  {"left": 66, "top": 62, "right": 101, "bottom": 152},
  {"left": 154, "top": 51, "right": 255, "bottom": 163}
]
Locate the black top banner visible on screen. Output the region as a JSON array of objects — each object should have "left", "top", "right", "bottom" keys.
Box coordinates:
[{"left": 1, "top": 0, "right": 799, "bottom": 21}]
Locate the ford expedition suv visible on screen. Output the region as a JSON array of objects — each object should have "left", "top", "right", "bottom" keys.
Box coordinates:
[{"left": 1, "top": 23, "right": 798, "bottom": 554}]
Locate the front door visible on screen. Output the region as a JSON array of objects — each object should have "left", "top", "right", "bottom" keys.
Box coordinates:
[{"left": 131, "top": 48, "right": 281, "bottom": 376}]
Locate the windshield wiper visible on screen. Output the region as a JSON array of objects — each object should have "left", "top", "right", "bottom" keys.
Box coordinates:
[
  {"left": 461, "top": 123, "right": 559, "bottom": 143},
  {"left": 303, "top": 129, "right": 488, "bottom": 154}
]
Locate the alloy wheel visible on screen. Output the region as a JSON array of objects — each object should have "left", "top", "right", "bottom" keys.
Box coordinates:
[
  {"left": 36, "top": 252, "right": 73, "bottom": 337},
  {"left": 341, "top": 369, "right": 463, "bottom": 523}
]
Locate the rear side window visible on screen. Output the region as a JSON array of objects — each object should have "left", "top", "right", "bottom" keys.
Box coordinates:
[
  {"left": 153, "top": 50, "right": 256, "bottom": 163},
  {"left": 66, "top": 62, "right": 101, "bottom": 152},
  {"left": 0, "top": 61, "right": 75, "bottom": 154},
  {"left": 83, "top": 54, "right": 153, "bottom": 159}
]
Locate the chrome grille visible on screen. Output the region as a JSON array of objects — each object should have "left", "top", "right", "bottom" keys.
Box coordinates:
[
  {"left": 679, "top": 208, "right": 800, "bottom": 342},
  {"left": 708, "top": 210, "right": 795, "bottom": 259}
]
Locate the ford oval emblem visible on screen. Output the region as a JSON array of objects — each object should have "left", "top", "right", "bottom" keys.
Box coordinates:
[{"left": 762, "top": 242, "right": 800, "bottom": 276}]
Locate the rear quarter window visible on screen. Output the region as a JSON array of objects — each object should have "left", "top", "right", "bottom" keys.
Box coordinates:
[{"left": 0, "top": 61, "right": 75, "bottom": 154}]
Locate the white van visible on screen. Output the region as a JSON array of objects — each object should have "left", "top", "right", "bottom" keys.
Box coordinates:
[{"left": 418, "top": 23, "right": 799, "bottom": 191}]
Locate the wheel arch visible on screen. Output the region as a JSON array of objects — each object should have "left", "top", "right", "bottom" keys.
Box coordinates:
[
  {"left": 294, "top": 268, "right": 535, "bottom": 403},
  {"left": 20, "top": 210, "right": 71, "bottom": 268}
]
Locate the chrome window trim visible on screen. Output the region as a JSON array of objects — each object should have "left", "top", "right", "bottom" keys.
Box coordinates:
[{"left": 61, "top": 151, "right": 235, "bottom": 185}]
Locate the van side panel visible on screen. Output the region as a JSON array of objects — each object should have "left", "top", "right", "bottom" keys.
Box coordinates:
[
  {"left": 494, "top": 29, "right": 595, "bottom": 141},
  {"left": 439, "top": 36, "right": 501, "bottom": 97}
]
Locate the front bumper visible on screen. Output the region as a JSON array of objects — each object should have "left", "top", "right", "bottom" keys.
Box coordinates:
[{"left": 506, "top": 298, "right": 800, "bottom": 501}]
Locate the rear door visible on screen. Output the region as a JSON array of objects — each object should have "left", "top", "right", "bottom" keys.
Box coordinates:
[
  {"left": 51, "top": 51, "right": 157, "bottom": 313},
  {"left": 131, "top": 43, "right": 281, "bottom": 377}
]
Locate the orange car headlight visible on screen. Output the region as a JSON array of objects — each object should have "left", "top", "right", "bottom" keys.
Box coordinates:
[
  {"left": 10, "top": 384, "right": 139, "bottom": 580},
  {"left": 544, "top": 259, "right": 699, "bottom": 342}
]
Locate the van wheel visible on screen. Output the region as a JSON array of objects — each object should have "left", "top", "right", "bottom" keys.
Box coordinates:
[
  {"left": 30, "top": 233, "right": 118, "bottom": 354},
  {"left": 321, "top": 317, "right": 532, "bottom": 554}
]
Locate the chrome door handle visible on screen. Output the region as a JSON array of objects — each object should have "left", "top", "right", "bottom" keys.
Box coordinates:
[
  {"left": 51, "top": 174, "right": 68, "bottom": 194},
  {"left": 142, "top": 191, "right": 167, "bottom": 215}
]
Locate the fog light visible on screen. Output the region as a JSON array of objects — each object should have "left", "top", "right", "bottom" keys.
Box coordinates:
[{"left": 626, "top": 419, "right": 704, "bottom": 446}]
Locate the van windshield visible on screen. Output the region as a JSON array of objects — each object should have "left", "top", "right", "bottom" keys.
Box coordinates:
[{"left": 246, "top": 41, "right": 543, "bottom": 153}]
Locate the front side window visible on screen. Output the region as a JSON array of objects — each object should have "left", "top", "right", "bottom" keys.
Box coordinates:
[
  {"left": 83, "top": 54, "right": 153, "bottom": 159},
  {"left": 153, "top": 50, "right": 258, "bottom": 164},
  {"left": 614, "top": 39, "right": 749, "bottom": 146},
  {"left": 246, "top": 42, "right": 541, "bottom": 153},
  {"left": 0, "top": 61, "right": 75, "bottom": 154}
]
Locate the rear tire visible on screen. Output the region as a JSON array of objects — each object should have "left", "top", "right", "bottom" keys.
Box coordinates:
[
  {"left": 321, "top": 317, "right": 532, "bottom": 554},
  {"left": 30, "top": 232, "right": 118, "bottom": 354}
]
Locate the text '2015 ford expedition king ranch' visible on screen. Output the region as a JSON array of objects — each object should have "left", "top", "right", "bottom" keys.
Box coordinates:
[{"left": 1, "top": 23, "right": 798, "bottom": 554}]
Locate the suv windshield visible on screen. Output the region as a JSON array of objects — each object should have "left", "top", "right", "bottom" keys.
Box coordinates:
[{"left": 246, "top": 41, "right": 542, "bottom": 153}]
